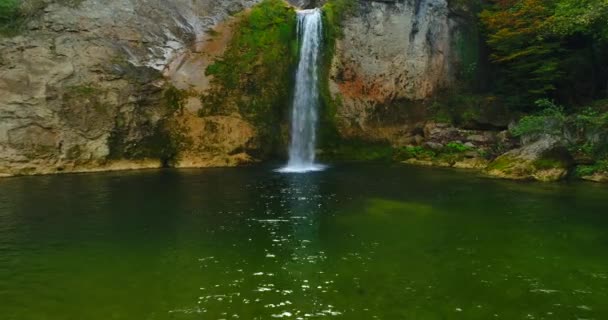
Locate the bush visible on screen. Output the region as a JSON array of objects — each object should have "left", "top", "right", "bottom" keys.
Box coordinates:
[
  {"left": 511, "top": 99, "right": 608, "bottom": 161},
  {"left": 576, "top": 160, "right": 608, "bottom": 177},
  {"left": 511, "top": 99, "right": 566, "bottom": 138}
]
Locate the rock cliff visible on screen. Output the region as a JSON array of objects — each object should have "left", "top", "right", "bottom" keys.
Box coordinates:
[
  {"left": 327, "top": 0, "right": 479, "bottom": 143},
  {"left": 0, "top": 0, "right": 266, "bottom": 176},
  {"left": 0, "top": 0, "right": 482, "bottom": 177}
]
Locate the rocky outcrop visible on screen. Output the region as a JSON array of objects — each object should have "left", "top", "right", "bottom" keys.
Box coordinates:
[
  {"left": 484, "top": 136, "right": 573, "bottom": 182},
  {"left": 328, "top": 0, "right": 475, "bottom": 138},
  {"left": 397, "top": 121, "right": 511, "bottom": 170},
  {"left": 0, "top": 0, "right": 265, "bottom": 177}
]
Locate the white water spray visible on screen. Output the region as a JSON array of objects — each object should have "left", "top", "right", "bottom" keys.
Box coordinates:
[{"left": 279, "top": 9, "right": 325, "bottom": 173}]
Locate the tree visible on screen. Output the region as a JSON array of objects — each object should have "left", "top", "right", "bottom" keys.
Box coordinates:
[
  {"left": 480, "top": 0, "right": 608, "bottom": 108},
  {"left": 480, "top": 0, "right": 562, "bottom": 104}
]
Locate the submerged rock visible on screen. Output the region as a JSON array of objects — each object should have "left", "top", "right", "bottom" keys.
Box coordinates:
[{"left": 485, "top": 136, "right": 573, "bottom": 182}]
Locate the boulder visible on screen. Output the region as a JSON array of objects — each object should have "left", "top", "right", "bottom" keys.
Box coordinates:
[{"left": 484, "top": 136, "right": 573, "bottom": 182}]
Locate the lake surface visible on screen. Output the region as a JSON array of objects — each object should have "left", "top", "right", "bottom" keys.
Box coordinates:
[{"left": 1, "top": 164, "right": 607, "bottom": 319}]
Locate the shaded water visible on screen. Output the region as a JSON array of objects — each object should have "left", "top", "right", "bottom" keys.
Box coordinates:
[
  {"left": 1, "top": 164, "right": 608, "bottom": 319},
  {"left": 282, "top": 9, "right": 323, "bottom": 173}
]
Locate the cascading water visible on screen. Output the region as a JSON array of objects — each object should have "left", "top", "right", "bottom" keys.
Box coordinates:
[{"left": 278, "top": 9, "right": 325, "bottom": 173}]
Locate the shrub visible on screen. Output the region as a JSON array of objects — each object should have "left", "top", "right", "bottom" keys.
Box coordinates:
[
  {"left": 511, "top": 99, "right": 566, "bottom": 138},
  {"left": 575, "top": 160, "right": 608, "bottom": 177}
]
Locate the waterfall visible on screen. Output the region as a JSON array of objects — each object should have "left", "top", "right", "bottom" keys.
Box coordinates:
[{"left": 279, "top": 9, "right": 325, "bottom": 173}]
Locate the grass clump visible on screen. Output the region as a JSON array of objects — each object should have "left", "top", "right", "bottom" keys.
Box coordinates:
[
  {"left": 444, "top": 142, "right": 473, "bottom": 153},
  {"left": 394, "top": 146, "right": 436, "bottom": 161}
]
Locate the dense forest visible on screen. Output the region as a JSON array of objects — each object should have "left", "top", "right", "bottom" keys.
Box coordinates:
[
  {"left": 480, "top": 0, "right": 608, "bottom": 107},
  {"left": 478, "top": 0, "right": 608, "bottom": 176}
]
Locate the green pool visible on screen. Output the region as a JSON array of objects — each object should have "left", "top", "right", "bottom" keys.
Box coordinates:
[{"left": 1, "top": 164, "right": 607, "bottom": 319}]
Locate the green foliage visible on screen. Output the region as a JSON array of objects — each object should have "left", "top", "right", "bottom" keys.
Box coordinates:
[
  {"left": 569, "top": 108, "right": 608, "bottom": 158},
  {"left": 321, "top": 0, "right": 355, "bottom": 42},
  {"left": 200, "top": 0, "right": 297, "bottom": 156},
  {"left": 317, "top": 0, "right": 356, "bottom": 148},
  {"left": 394, "top": 146, "right": 436, "bottom": 161},
  {"left": 480, "top": 0, "right": 562, "bottom": 100},
  {"left": 511, "top": 99, "right": 608, "bottom": 163},
  {"left": 533, "top": 157, "right": 568, "bottom": 170},
  {"left": 480, "top": 0, "right": 608, "bottom": 108},
  {"left": 550, "top": 0, "right": 608, "bottom": 39},
  {"left": 0, "top": 0, "right": 21, "bottom": 34},
  {"left": 395, "top": 142, "right": 482, "bottom": 165},
  {"left": 575, "top": 160, "right": 608, "bottom": 177},
  {"left": 511, "top": 99, "right": 566, "bottom": 138},
  {"left": 0, "top": 0, "right": 19, "bottom": 21},
  {"left": 571, "top": 107, "right": 608, "bottom": 132},
  {"left": 444, "top": 142, "right": 473, "bottom": 153}
]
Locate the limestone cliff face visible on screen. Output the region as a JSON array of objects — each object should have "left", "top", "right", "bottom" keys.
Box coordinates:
[
  {"left": 328, "top": 0, "right": 476, "bottom": 143},
  {"left": 0, "top": 0, "right": 478, "bottom": 177},
  {"left": 0, "top": 0, "right": 263, "bottom": 176}
]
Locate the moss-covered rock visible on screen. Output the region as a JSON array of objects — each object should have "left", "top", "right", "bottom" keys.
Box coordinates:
[
  {"left": 485, "top": 136, "right": 572, "bottom": 182},
  {"left": 200, "top": 0, "right": 298, "bottom": 158},
  {"left": 399, "top": 142, "right": 488, "bottom": 169},
  {"left": 108, "top": 85, "right": 189, "bottom": 166}
]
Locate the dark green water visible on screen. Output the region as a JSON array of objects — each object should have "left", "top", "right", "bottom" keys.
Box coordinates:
[{"left": 1, "top": 164, "right": 607, "bottom": 319}]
